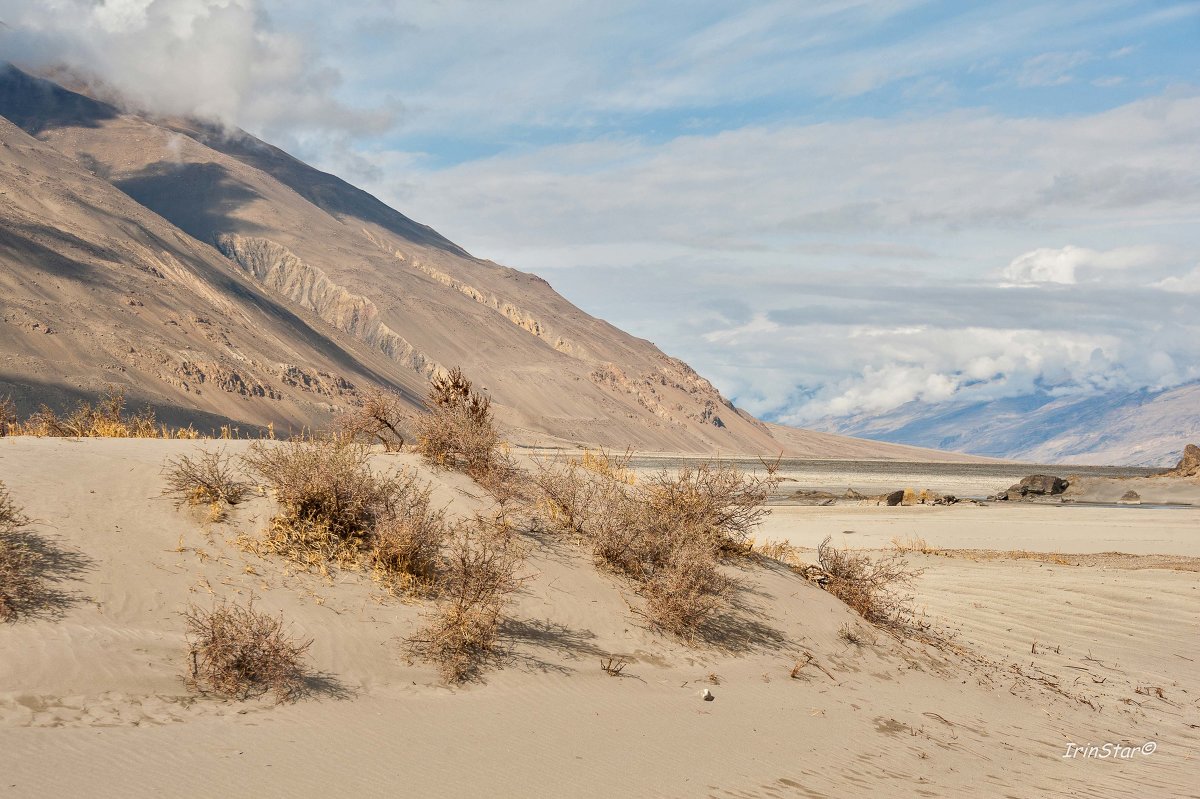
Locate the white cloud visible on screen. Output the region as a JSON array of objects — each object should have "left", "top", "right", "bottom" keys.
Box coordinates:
[
  {"left": 1155, "top": 264, "right": 1200, "bottom": 293},
  {"left": 0, "top": 0, "right": 394, "bottom": 140},
  {"left": 1001, "top": 244, "right": 1166, "bottom": 286}
]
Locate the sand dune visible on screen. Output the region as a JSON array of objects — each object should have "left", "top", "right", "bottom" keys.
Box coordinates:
[{"left": 1, "top": 438, "right": 1196, "bottom": 797}]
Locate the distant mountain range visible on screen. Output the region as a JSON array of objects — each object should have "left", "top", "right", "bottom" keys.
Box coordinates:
[{"left": 812, "top": 380, "right": 1200, "bottom": 466}]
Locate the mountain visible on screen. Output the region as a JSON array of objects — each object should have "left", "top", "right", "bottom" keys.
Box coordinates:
[
  {"left": 0, "top": 64, "right": 979, "bottom": 461},
  {"left": 813, "top": 381, "right": 1200, "bottom": 466}
]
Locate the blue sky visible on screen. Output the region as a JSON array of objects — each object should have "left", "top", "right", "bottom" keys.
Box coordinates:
[{"left": 2, "top": 0, "right": 1199, "bottom": 423}]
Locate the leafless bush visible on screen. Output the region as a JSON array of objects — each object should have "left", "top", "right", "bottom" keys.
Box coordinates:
[
  {"left": 407, "top": 515, "right": 524, "bottom": 683},
  {"left": 184, "top": 597, "right": 312, "bottom": 702},
  {"left": 533, "top": 451, "right": 776, "bottom": 640},
  {"left": 753, "top": 538, "right": 804, "bottom": 565},
  {"left": 243, "top": 438, "right": 448, "bottom": 591},
  {"left": 415, "top": 367, "right": 506, "bottom": 481},
  {"left": 162, "top": 448, "right": 250, "bottom": 514},
  {"left": 838, "top": 622, "right": 868, "bottom": 645},
  {"left": 639, "top": 460, "right": 779, "bottom": 554},
  {"left": 244, "top": 439, "right": 392, "bottom": 543},
  {"left": 599, "top": 657, "right": 628, "bottom": 676},
  {"left": 339, "top": 387, "right": 414, "bottom": 451},
  {"left": 11, "top": 386, "right": 197, "bottom": 439},
  {"left": 642, "top": 536, "right": 733, "bottom": 640},
  {"left": 369, "top": 474, "right": 448, "bottom": 594},
  {"left": 0, "top": 482, "right": 36, "bottom": 622},
  {"left": 817, "top": 535, "right": 923, "bottom": 630},
  {"left": 533, "top": 449, "right": 635, "bottom": 538},
  {"left": 0, "top": 395, "right": 16, "bottom": 436}
]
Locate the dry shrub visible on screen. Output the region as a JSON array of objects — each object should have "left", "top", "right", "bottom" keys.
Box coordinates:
[
  {"left": 369, "top": 477, "right": 447, "bottom": 593},
  {"left": 415, "top": 367, "right": 504, "bottom": 481},
  {"left": 162, "top": 447, "right": 251, "bottom": 516},
  {"left": 639, "top": 461, "right": 778, "bottom": 555},
  {"left": 339, "top": 387, "right": 414, "bottom": 451},
  {"left": 243, "top": 438, "right": 447, "bottom": 592},
  {"left": 817, "top": 535, "right": 923, "bottom": 630},
  {"left": 533, "top": 451, "right": 777, "bottom": 639},
  {"left": 753, "top": 538, "right": 804, "bottom": 565},
  {"left": 0, "top": 482, "right": 36, "bottom": 622},
  {"left": 11, "top": 386, "right": 198, "bottom": 439},
  {"left": 0, "top": 395, "right": 16, "bottom": 437},
  {"left": 407, "top": 515, "right": 524, "bottom": 682},
  {"left": 184, "top": 597, "right": 312, "bottom": 701},
  {"left": 891, "top": 534, "right": 931, "bottom": 554},
  {"left": 642, "top": 537, "right": 733, "bottom": 641},
  {"left": 244, "top": 439, "right": 394, "bottom": 543}
]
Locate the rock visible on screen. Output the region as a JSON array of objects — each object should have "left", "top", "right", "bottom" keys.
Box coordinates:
[
  {"left": 842, "top": 488, "right": 865, "bottom": 501},
  {"left": 790, "top": 489, "right": 841, "bottom": 506},
  {"left": 1000, "top": 474, "right": 1069, "bottom": 500},
  {"left": 884, "top": 490, "right": 905, "bottom": 506},
  {"left": 1119, "top": 490, "right": 1141, "bottom": 505},
  {"left": 1017, "top": 474, "right": 1069, "bottom": 495},
  {"left": 1168, "top": 443, "right": 1200, "bottom": 477},
  {"left": 701, "top": 688, "right": 715, "bottom": 701}
]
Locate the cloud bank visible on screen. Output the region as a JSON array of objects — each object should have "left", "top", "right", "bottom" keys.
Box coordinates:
[{"left": 0, "top": 0, "right": 394, "bottom": 142}]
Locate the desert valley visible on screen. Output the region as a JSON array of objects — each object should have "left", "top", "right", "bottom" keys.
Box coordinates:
[{"left": 1, "top": 20, "right": 1199, "bottom": 799}]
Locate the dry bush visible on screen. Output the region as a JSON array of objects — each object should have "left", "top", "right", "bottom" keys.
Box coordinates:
[
  {"left": 639, "top": 460, "right": 779, "bottom": 554},
  {"left": 243, "top": 438, "right": 447, "bottom": 591},
  {"left": 533, "top": 451, "right": 777, "bottom": 640},
  {"left": 408, "top": 515, "right": 524, "bottom": 683},
  {"left": 0, "top": 482, "right": 36, "bottom": 622},
  {"left": 184, "top": 597, "right": 312, "bottom": 701},
  {"left": 891, "top": 534, "right": 931, "bottom": 554},
  {"left": 642, "top": 536, "right": 733, "bottom": 640},
  {"left": 817, "top": 535, "right": 923, "bottom": 630},
  {"left": 244, "top": 439, "right": 393, "bottom": 543},
  {"left": 12, "top": 386, "right": 197, "bottom": 439},
  {"left": 369, "top": 475, "right": 447, "bottom": 594},
  {"left": 0, "top": 395, "right": 16, "bottom": 436},
  {"left": 753, "top": 538, "right": 804, "bottom": 565},
  {"left": 162, "top": 448, "right": 251, "bottom": 515},
  {"left": 339, "top": 387, "right": 414, "bottom": 451},
  {"left": 534, "top": 449, "right": 635, "bottom": 538},
  {"left": 414, "top": 367, "right": 505, "bottom": 481}
]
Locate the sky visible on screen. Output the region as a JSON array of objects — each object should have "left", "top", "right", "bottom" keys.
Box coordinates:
[{"left": 1, "top": 0, "right": 1198, "bottom": 425}]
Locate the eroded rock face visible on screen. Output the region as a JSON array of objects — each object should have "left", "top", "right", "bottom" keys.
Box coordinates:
[{"left": 1169, "top": 444, "right": 1200, "bottom": 477}]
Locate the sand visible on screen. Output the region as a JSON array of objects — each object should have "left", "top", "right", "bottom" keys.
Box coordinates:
[{"left": 1, "top": 438, "right": 1197, "bottom": 798}]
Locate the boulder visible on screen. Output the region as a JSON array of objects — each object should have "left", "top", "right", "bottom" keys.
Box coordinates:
[
  {"left": 1168, "top": 443, "right": 1200, "bottom": 477},
  {"left": 1005, "top": 474, "right": 1069, "bottom": 497},
  {"left": 993, "top": 474, "right": 1068, "bottom": 501},
  {"left": 884, "top": 490, "right": 905, "bottom": 506},
  {"left": 1119, "top": 490, "right": 1141, "bottom": 505}
]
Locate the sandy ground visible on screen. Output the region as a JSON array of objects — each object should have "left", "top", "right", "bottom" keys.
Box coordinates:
[{"left": 1, "top": 438, "right": 1197, "bottom": 798}]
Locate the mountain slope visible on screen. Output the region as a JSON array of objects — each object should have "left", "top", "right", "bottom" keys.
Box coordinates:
[
  {"left": 0, "top": 63, "right": 986, "bottom": 461},
  {"left": 0, "top": 108, "right": 422, "bottom": 431},
  {"left": 815, "top": 381, "right": 1200, "bottom": 466},
  {"left": 0, "top": 64, "right": 789, "bottom": 452}
]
